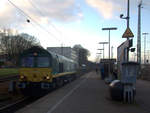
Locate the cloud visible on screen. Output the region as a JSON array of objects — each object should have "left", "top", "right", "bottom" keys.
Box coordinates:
[
  {"left": 0, "top": 0, "right": 83, "bottom": 28},
  {"left": 85, "top": 0, "right": 114, "bottom": 19},
  {"left": 28, "top": 0, "right": 83, "bottom": 22},
  {"left": 85, "top": 0, "right": 138, "bottom": 19}
]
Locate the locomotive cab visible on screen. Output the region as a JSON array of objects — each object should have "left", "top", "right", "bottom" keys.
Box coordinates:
[
  {"left": 18, "top": 46, "right": 77, "bottom": 95},
  {"left": 18, "top": 46, "right": 53, "bottom": 91}
]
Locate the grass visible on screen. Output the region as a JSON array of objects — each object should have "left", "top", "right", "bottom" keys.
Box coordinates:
[{"left": 0, "top": 68, "right": 19, "bottom": 77}]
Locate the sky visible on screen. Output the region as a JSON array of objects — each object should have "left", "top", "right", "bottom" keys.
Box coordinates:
[{"left": 0, "top": 0, "right": 150, "bottom": 62}]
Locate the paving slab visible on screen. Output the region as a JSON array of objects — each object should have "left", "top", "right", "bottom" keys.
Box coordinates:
[
  {"left": 16, "top": 72, "right": 149, "bottom": 113},
  {"left": 136, "top": 80, "right": 150, "bottom": 112}
]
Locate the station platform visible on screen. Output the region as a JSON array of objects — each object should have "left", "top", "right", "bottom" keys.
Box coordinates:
[{"left": 16, "top": 71, "right": 150, "bottom": 113}]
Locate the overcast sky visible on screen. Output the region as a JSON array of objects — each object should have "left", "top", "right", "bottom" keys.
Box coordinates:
[{"left": 0, "top": 0, "right": 150, "bottom": 61}]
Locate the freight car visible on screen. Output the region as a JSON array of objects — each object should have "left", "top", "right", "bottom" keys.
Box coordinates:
[{"left": 18, "top": 46, "right": 78, "bottom": 95}]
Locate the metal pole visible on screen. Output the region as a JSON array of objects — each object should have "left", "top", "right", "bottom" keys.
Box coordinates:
[
  {"left": 126, "top": 0, "right": 130, "bottom": 62},
  {"left": 98, "top": 42, "right": 108, "bottom": 59},
  {"left": 143, "top": 33, "right": 149, "bottom": 64},
  {"left": 109, "top": 30, "right": 110, "bottom": 59},
  {"left": 134, "top": 52, "right": 136, "bottom": 62},
  {"left": 144, "top": 35, "right": 146, "bottom": 64},
  {"left": 61, "top": 43, "right": 63, "bottom": 56},
  {"left": 148, "top": 50, "right": 150, "bottom": 64},
  {"left": 102, "top": 28, "right": 117, "bottom": 59},
  {"left": 120, "top": 0, "right": 132, "bottom": 62},
  {"left": 137, "top": 3, "right": 142, "bottom": 64},
  {"left": 103, "top": 44, "right": 104, "bottom": 59},
  {"left": 127, "top": 0, "right": 130, "bottom": 28},
  {"left": 111, "top": 46, "right": 113, "bottom": 58}
]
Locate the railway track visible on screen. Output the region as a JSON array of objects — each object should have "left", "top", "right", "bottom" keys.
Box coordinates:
[
  {"left": 0, "top": 75, "right": 18, "bottom": 83},
  {"left": 0, "top": 97, "right": 28, "bottom": 113},
  {"left": 0, "top": 96, "right": 40, "bottom": 113},
  {"left": 0, "top": 72, "right": 84, "bottom": 113},
  {"left": 0, "top": 89, "right": 60, "bottom": 113}
]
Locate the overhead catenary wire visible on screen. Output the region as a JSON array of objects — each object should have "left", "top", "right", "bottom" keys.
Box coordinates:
[
  {"left": 27, "top": 0, "right": 63, "bottom": 36},
  {"left": 7, "top": 0, "right": 62, "bottom": 43},
  {"left": 26, "top": 0, "right": 76, "bottom": 47},
  {"left": 26, "top": 0, "right": 68, "bottom": 46}
]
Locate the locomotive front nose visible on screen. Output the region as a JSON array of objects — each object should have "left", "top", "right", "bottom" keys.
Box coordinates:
[{"left": 19, "top": 68, "right": 52, "bottom": 82}]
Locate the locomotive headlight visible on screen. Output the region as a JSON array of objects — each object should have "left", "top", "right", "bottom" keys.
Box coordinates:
[
  {"left": 20, "top": 75, "right": 25, "bottom": 79},
  {"left": 46, "top": 76, "right": 50, "bottom": 80},
  {"left": 20, "top": 75, "right": 26, "bottom": 80}
]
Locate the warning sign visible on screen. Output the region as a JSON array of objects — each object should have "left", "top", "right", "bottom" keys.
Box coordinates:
[{"left": 122, "top": 28, "right": 134, "bottom": 38}]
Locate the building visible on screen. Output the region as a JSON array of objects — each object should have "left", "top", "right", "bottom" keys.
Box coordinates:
[{"left": 47, "top": 47, "right": 78, "bottom": 62}]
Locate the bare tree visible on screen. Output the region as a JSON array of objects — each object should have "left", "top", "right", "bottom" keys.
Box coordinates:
[
  {"left": 73, "top": 44, "right": 90, "bottom": 67},
  {"left": 0, "top": 33, "right": 40, "bottom": 65}
]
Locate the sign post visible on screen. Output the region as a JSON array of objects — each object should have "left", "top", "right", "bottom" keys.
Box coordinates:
[{"left": 119, "top": 0, "right": 138, "bottom": 103}]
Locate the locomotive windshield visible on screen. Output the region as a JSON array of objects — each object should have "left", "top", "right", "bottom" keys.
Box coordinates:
[
  {"left": 21, "top": 57, "right": 50, "bottom": 67},
  {"left": 21, "top": 57, "right": 34, "bottom": 67},
  {"left": 37, "top": 57, "right": 49, "bottom": 67}
]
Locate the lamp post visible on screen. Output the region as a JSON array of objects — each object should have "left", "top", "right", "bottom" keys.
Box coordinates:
[
  {"left": 98, "top": 42, "right": 108, "bottom": 59},
  {"left": 142, "top": 33, "right": 149, "bottom": 64},
  {"left": 102, "top": 27, "right": 117, "bottom": 59}
]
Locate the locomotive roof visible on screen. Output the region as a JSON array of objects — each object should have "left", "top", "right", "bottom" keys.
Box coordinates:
[
  {"left": 21, "top": 46, "right": 51, "bottom": 57},
  {"left": 47, "top": 50, "right": 75, "bottom": 63},
  {"left": 21, "top": 46, "right": 76, "bottom": 63}
]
